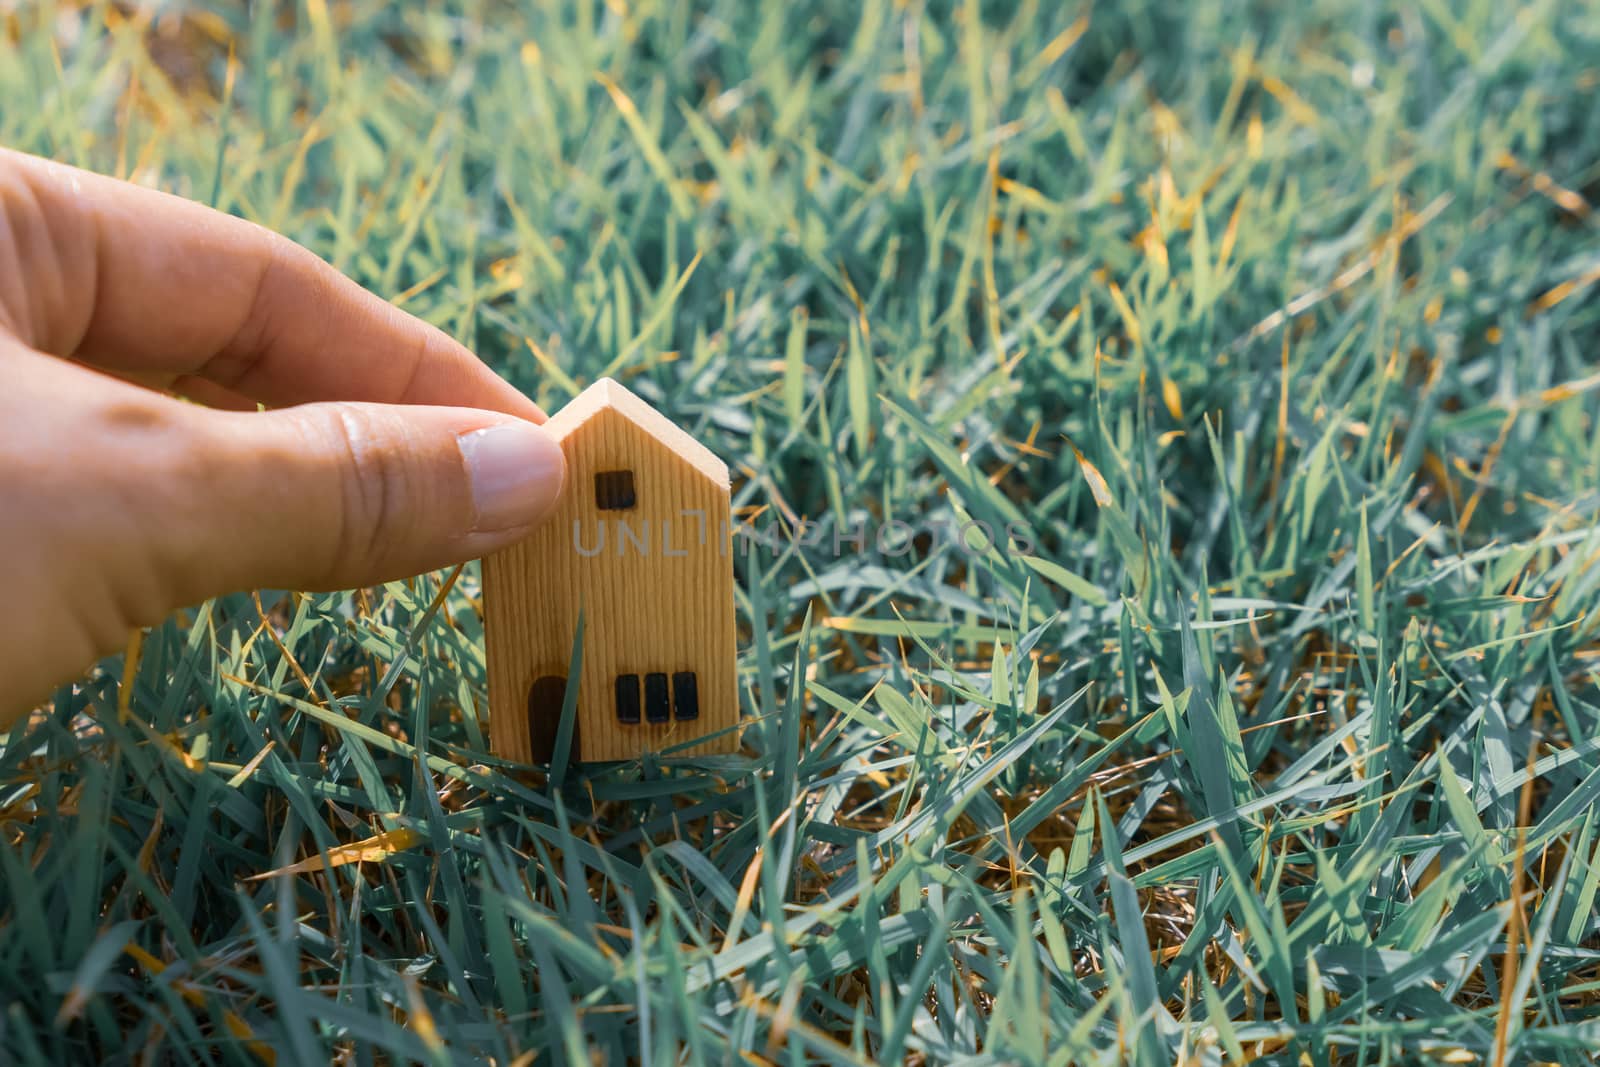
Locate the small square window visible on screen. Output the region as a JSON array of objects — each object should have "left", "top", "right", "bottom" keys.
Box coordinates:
[{"left": 595, "top": 470, "right": 636, "bottom": 510}]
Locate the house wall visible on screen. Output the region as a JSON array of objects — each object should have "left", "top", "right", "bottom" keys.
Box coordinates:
[{"left": 483, "top": 407, "right": 738, "bottom": 763}]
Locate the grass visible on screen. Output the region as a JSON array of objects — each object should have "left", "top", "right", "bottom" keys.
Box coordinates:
[{"left": 5, "top": 0, "right": 1600, "bottom": 1061}]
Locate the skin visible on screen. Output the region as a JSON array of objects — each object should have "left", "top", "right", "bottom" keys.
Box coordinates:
[{"left": 0, "top": 148, "right": 567, "bottom": 725}]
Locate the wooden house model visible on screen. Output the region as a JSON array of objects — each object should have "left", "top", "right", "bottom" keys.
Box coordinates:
[{"left": 482, "top": 378, "right": 738, "bottom": 763}]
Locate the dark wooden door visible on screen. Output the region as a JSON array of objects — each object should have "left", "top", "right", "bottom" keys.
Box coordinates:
[{"left": 526, "top": 675, "right": 576, "bottom": 764}]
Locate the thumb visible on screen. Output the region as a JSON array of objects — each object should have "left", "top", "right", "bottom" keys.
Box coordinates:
[
  {"left": 0, "top": 347, "right": 568, "bottom": 717},
  {"left": 183, "top": 400, "right": 566, "bottom": 596}
]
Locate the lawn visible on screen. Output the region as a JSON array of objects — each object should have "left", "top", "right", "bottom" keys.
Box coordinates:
[{"left": 5, "top": 0, "right": 1600, "bottom": 1062}]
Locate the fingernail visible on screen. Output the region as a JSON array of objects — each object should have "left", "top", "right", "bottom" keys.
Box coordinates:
[{"left": 458, "top": 422, "right": 565, "bottom": 532}]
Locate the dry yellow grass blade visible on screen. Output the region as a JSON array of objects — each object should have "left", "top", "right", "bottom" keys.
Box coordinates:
[{"left": 246, "top": 825, "right": 424, "bottom": 880}]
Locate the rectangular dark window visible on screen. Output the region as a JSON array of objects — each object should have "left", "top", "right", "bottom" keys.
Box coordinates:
[
  {"left": 672, "top": 672, "right": 699, "bottom": 721},
  {"left": 614, "top": 674, "right": 641, "bottom": 724},
  {"left": 595, "top": 470, "right": 636, "bottom": 510},
  {"left": 644, "top": 672, "right": 670, "bottom": 723}
]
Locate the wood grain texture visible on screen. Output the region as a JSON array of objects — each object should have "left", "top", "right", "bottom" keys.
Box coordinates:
[{"left": 483, "top": 379, "right": 739, "bottom": 763}]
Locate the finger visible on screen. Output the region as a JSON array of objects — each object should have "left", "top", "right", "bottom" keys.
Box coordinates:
[
  {"left": 164, "top": 401, "right": 567, "bottom": 605},
  {"left": 0, "top": 343, "right": 565, "bottom": 715},
  {"left": 0, "top": 147, "right": 544, "bottom": 421}
]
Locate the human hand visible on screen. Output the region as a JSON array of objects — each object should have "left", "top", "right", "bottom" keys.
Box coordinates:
[{"left": 0, "top": 148, "right": 566, "bottom": 725}]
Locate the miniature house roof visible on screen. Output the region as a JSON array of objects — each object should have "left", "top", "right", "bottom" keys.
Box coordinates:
[{"left": 543, "top": 377, "right": 730, "bottom": 488}]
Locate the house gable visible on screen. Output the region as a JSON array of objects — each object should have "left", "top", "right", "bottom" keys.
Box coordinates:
[{"left": 544, "top": 378, "right": 729, "bottom": 490}]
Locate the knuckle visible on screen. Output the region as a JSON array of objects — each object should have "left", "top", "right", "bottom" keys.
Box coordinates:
[
  {"left": 0, "top": 159, "right": 97, "bottom": 351},
  {"left": 315, "top": 405, "right": 413, "bottom": 582},
  {"left": 206, "top": 232, "right": 334, "bottom": 392},
  {"left": 205, "top": 234, "right": 292, "bottom": 389}
]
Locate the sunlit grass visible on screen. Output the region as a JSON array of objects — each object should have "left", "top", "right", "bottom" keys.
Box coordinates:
[{"left": 5, "top": 0, "right": 1600, "bottom": 1062}]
